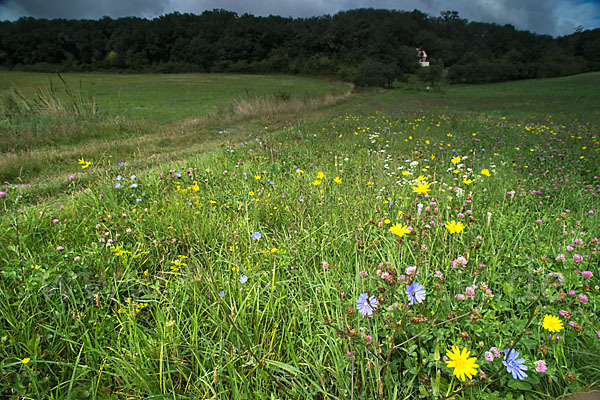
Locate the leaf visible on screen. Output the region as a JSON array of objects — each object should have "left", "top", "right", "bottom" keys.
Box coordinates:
[
  {"left": 264, "top": 359, "right": 303, "bottom": 376},
  {"left": 525, "top": 372, "right": 540, "bottom": 385},
  {"left": 507, "top": 379, "right": 532, "bottom": 390}
]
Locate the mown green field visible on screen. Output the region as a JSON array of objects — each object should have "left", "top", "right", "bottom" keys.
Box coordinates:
[
  {"left": 0, "top": 72, "right": 599, "bottom": 399},
  {"left": 0, "top": 72, "right": 350, "bottom": 121}
]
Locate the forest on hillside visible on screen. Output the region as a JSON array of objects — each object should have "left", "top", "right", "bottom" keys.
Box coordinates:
[{"left": 1, "top": 8, "right": 599, "bottom": 84}]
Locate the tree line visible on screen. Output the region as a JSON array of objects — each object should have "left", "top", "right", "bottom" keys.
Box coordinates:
[{"left": 1, "top": 8, "right": 599, "bottom": 85}]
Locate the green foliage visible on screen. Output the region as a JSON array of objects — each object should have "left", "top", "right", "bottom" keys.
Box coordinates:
[
  {"left": 1, "top": 10, "right": 599, "bottom": 84},
  {"left": 416, "top": 60, "right": 444, "bottom": 86},
  {"left": 353, "top": 61, "right": 402, "bottom": 87}
]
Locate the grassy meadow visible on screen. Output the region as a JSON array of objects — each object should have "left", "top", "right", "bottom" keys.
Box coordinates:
[{"left": 0, "top": 71, "right": 599, "bottom": 399}]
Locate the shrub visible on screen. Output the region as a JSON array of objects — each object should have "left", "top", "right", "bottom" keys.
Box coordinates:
[{"left": 353, "top": 61, "right": 400, "bottom": 88}]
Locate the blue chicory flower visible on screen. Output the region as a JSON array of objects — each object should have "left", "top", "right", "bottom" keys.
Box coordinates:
[
  {"left": 356, "top": 293, "right": 378, "bottom": 317},
  {"left": 503, "top": 349, "right": 528, "bottom": 380},
  {"left": 406, "top": 282, "right": 426, "bottom": 305}
]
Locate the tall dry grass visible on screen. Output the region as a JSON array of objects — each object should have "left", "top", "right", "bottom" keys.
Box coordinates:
[{"left": 211, "top": 91, "right": 350, "bottom": 120}]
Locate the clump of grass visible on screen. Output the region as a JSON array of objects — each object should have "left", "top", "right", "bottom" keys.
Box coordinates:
[
  {"left": 0, "top": 74, "right": 98, "bottom": 152},
  {"left": 3, "top": 74, "right": 97, "bottom": 120}
]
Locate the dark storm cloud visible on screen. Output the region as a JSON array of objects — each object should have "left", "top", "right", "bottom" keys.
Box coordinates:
[
  {"left": 1, "top": 0, "right": 599, "bottom": 36},
  {"left": 169, "top": 0, "right": 600, "bottom": 35},
  {"left": 0, "top": 0, "right": 169, "bottom": 20}
]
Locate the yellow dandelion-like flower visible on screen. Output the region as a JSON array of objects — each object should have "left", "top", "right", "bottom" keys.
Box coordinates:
[
  {"left": 451, "top": 156, "right": 461, "bottom": 165},
  {"left": 481, "top": 168, "right": 491, "bottom": 177},
  {"left": 78, "top": 158, "right": 91, "bottom": 169},
  {"left": 462, "top": 178, "right": 473, "bottom": 185},
  {"left": 445, "top": 346, "right": 478, "bottom": 381},
  {"left": 412, "top": 181, "right": 431, "bottom": 195},
  {"left": 389, "top": 223, "right": 411, "bottom": 238},
  {"left": 445, "top": 220, "right": 465, "bottom": 234},
  {"left": 311, "top": 179, "right": 321, "bottom": 186},
  {"left": 542, "top": 314, "right": 564, "bottom": 333},
  {"left": 22, "top": 358, "right": 31, "bottom": 364},
  {"left": 317, "top": 171, "right": 325, "bottom": 179},
  {"left": 333, "top": 176, "right": 342, "bottom": 184}
]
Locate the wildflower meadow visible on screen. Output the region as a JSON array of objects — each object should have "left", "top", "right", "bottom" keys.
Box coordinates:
[{"left": 0, "top": 72, "right": 599, "bottom": 399}]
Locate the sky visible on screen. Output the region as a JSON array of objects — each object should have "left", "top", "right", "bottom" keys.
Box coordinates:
[{"left": 0, "top": 0, "right": 599, "bottom": 37}]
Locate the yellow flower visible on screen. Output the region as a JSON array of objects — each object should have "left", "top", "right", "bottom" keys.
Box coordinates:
[
  {"left": 78, "top": 158, "right": 91, "bottom": 169},
  {"left": 389, "top": 223, "right": 411, "bottom": 238},
  {"left": 21, "top": 358, "right": 31, "bottom": 364},
  {"left": 254, "top": 175, "right": 261, "bottom": 180},
  {"left": 445, "top": 346, "right": 478, "bottom": 381},
  {"left": 462, "top": 178, "right": 473, "bottom": 185},
  {"left": 317, "top": 171, "right": 325, "bottom": 179},
  {"left": 445, "top": 220, "right": 465, "bottom": 234},
  {"left": 542, "top": 314, "right": 564, "bottom": 333},
  {"left": 412, "top": 181, "right": 431, "bottom": 195},
  {"left": 451, "top": 156, "right": 461, "bottom": 165},
  {"left": 333, "top": 176, "right": 342, "bottom": 184},
  {"left": 402, "top": 171, "right": 410, "bottom": 176},
  {"left": 311, "top": 179, "right": 321, "bottom": 186},
  {"left": 480, "top": 169, "right": 491, "bottom": 177}
]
